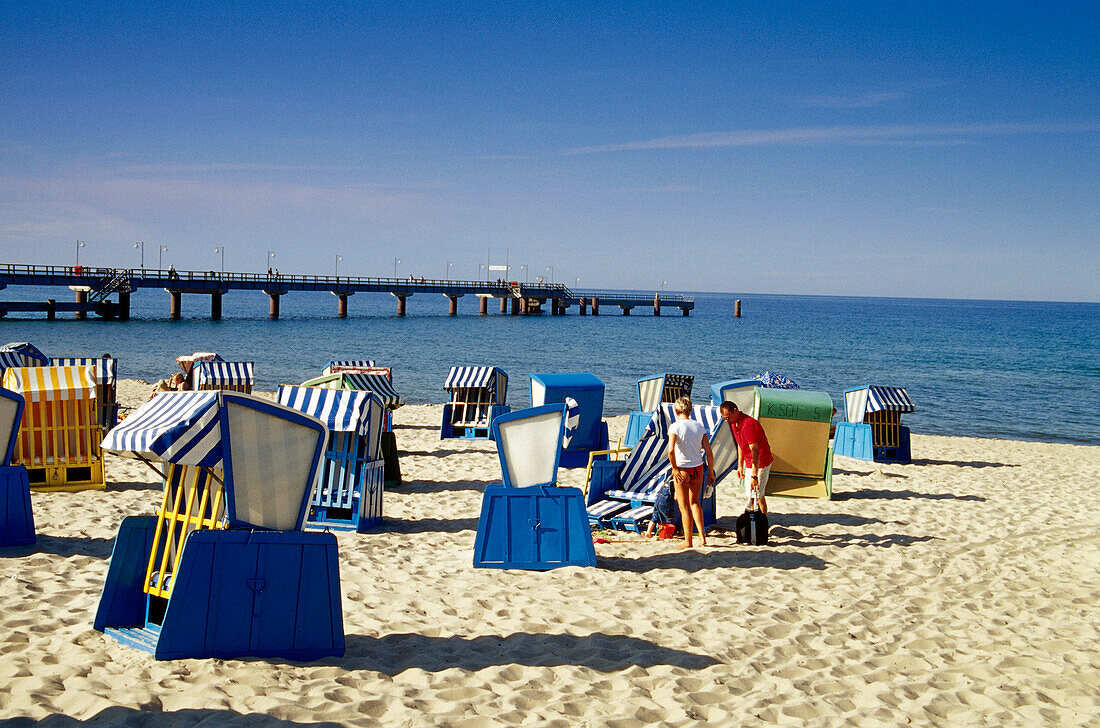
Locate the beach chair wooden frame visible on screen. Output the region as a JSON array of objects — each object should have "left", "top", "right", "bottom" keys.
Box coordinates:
[
  {"left": 441, "top": 367, "right": 510, "bottom": 440},
  {"left": 51, "top": 357, "right": 119, "bottom": 431},
  {"left": 0, "top": 386, "right": 34, "bottom": 547},
  {"left": 2, "top": 366, "right": 104, "bottom": 491}
]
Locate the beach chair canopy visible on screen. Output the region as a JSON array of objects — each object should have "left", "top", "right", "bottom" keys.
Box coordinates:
[
  {"left": 176, "top": 352, "right": 222, "bottom": 376},
  {"left": 1, "top": 366, "right": 97, "bottom": 402},
  {"left": 50, "top": 357, "right": 117, "bottom": 387},
  {"left": 492, "top": 404, "right": 566, "bottom": 489},
  {"left": 445, "top": 366, "right": 508, "bottom": 404},
  {"left": 0, "top": 386, "right": 25, "bottom": 464},
  {"left": 277, "top": 385, "right": 384, "bottom": 453},
  {"left": 193, "top": 361, "right": 254, "bottom": 388},
  {"left": 301, "top": 371, "right": 404, "bottom": 410},
  {"left": 636, "top": 373, "right": 694, "bottom": 412},
  {"left": 102, "top": 391, "right": 327, "bottom": 531},
  {"left": 322, "top": 360, "right": 375, "bottom": 375},
  {"left": 563, "top": 397, "right": 580, "bottom": 448},
  {"left": 0, "top": 343, "right": 49, "bottom": 371},
  {"left": 755, "top": 371, "right": 800, "bottom": 389},
  {"left": 710, "top": 379, "right": 759, "bottom": 412},
  {"left": 844, "top": 386, "right": 915, "bottom": 424}
]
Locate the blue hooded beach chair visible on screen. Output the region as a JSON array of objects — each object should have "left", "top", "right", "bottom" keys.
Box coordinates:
[
  {"left": 624, "top": 373, "right": 694, "bottom": 447},
  {"left": 529, "top": 373, "right": 609, "bottom": 468},
  {"left": 277, "top": 385, "right": 386, "bottom": 532},
  {"left": 0, "top": 386, "right": 33, "bottom": 547},
  {"left": 95, "top": 391, "right": 343, "bottom": 661},
  {"left": 441, "top": 366, "right": 510, "bottom": 440},
  {"left": 586, "top": 404, "right": 738, "bottom": 533},
  {"left": 834, "top": 385, "right": 915, "bottom": 463}
]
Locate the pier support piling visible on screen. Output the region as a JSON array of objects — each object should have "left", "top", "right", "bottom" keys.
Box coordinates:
[
  {"left": 499, "top": 297, "right": 508, "bottom": 314},
  {"left": 579, "top": 297, "right": 587, "bottom": 315},
  {"left": 592, "top": 297, "right": 599, "bottom": 315},
  {"left": 396, "top": 294, "right": 408, "bottom": 317},
  {"left": 479, "top": 296, "right": 488, "bottom": 315},
  {"left": 268, "top": 292, "right": 281, "bottom": 319},
  {"left": 169, "top": 290, "right": 181, "bottom": 320},
  {"left": 621, "top": 305, "right": 631, "bottom": 315},
  {"left": 337, "top": 294, "right": 348, "bottom": 318},
  {"left": 448, "top": 295, "right": 459, "bottom": 316},
  {"left": 734, "top": 299, "right": 741, "bottom": 318},
  {"left": 118, "top": 291, "right": 130, "bottom": 321},
  {"left": 510, "top": 297, "right": 520, "bottom": 315},
  {"left": 211, "top": 292, "right": 222, "bottom": 321},
  {"left": 74, "top": 290, "right": 87, "bottom": 320},
  {"left": 46, "top": 299, "right": 56, "bottom": 320},
  {"left": 682, "top": 306, "right": 690, "bottom": 316},
  {"left": 653, "top": 296, "right": 661, "bottom": 316}
]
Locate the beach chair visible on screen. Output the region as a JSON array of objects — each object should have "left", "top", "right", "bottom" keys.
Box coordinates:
[
  {"left": 585, "top": 404, "right": 738, "bottom": 533},
  {"left": 95, "top": 391, "right": 343, "bottom": 660},
  {"left": 0, "top": 342, "right": 49, "bottom": 371},
  {"left": 833, "top": 386, "right": 915, "bottom": 464},
  {"left": 1, "top": 365, "right": 103, "bottom": 491},
  {"left": 0, "top": 386, "right": 33, "bottom": 547},
  {"left": 51, "top": 356, "right": 119, "bottom": 431},
  {"left": 277, "top": 385, "right": 386, "bottom": 531},
  {"left": 710, "top": 378, "right": 760, "bottom": 413},
  {"left": 190, "top": 360, "right": 254, "bottom": 394},
  {"left": 752, "top": 387, "right": 834, "bottom": 498},
  {"left": 624, "top": 374, "right": 694, "bottom": 447},
  {"left": 321, "top": 360, "right": 375, "bottom": 375},
  {"left": 441, "top": 366, "right": 510, "bottom": 440},
  {"left": 529, "top": 373, "right": 609, "bottom": 468},
  {"left": 473, "top": 404, "right": 597, "bottom": 570},
  {"left": 303, "top": 367, "right": 404, "bottom": 487}
]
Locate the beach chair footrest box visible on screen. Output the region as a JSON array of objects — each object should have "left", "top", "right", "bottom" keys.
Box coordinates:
[
  {"left": 96, "top": 517, "right": 345, "bottom": 660},
  {"left": 26, "top": 460, "right": 104, "bottom": 492},
  {"left": 609, "top": 505, "right": 654, "bottom": 533},
  {"left": 474, "top": 485, "right": 596, "bottom": 570},
  {"left": 0, "top": 465, "right": 35, "bottom": 547}
]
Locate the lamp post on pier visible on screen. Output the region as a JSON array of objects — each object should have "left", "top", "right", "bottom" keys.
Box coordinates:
[
  {"left": 134, "top": 241, "right": 144, "bottom": 268},
  {"left": 214, "top": 246, "right": 224, "bottom": 272},
  {"left": 546, "top": 265, "right": 554, "bottom": 284},
  {"left": 335, "top": 255, "right": 343, "bottom": 277},
  {"left": 661, "top": 280, "right": 668, "bottom": 294},
  {"left": 446, "top": 261, "right": 454, "bottom": 279},
  {"left": 267, "top": 250, "right": 276, "bottom": 274},
  {"left": 574, "top": 276, "right": 580, "bottom": 289},
  {"left": 520, "top": 264, "right": 528, "bottom": 282},
  {"left": 75, "top": 240, "right": 85, "bottom": 266},
  {"left": 394, "top": 258, "right": 402, "bottom": 278},
  {"left": 478, "top": 263, "right": 486, "bottom": 280},
  {"left": 159, "top": 245, "right": 168, "bottom": 270}
]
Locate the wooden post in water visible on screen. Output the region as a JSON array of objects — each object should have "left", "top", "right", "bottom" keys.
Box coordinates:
[
  {"left": 734, "top": 299, "right": 741, "bottom": 318},
  {"left": 74, "top": 289, "right": 87, "bottom": 320},
  {"left": 335, "top": 292, "right": 350, "bottom": 318},
  {"left": 653, "top": 294, "right": 661, "bottom": 316},
  {"left": 169, "top": 290, "right": 181, "bottom": 320},
  {"left": 479, "top": 296, "right": 488, "bottom": 315},
  {"left": 447, "top": 295, "right": 459, "bottom": 316},
  {"left": 499, "top": 297, "right": 508, "bottom": 314},
  {"left": 395, "top": 294, "right": 408, "bottom": 316},
  {"left": 46, "top": 299, "right": 56, "bottom": 320},
  {"left": 267, "top": 292, "right": 281, "bottom": 320},
  {"left": 578, "top": 297, "right": 587, "bottom": 315},
  {"left": 592, "top": 297, "right": 599, "bottom": 315},
  {"left": 510, "top": 297, "right": 519, "bottom": 315}
]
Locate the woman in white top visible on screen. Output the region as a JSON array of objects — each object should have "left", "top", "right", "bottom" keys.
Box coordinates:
[{"left": 667, "top": 396, "right": 714, "bottom": 549}]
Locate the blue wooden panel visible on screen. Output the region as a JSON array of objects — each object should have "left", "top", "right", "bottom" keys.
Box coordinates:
[
  {"left": 474, "top": 486, "right": 596, "bottom": 570},
  {"left": 204, "top": 532, "right": 257, "bottom": 658},
  {"left": 94, "top": 516, "right": 157, "bottom": 632},
  {"left": 833, "top": 422, "right": 874, "bottom": 461},
  {"left": 157, "top": 528, "right": 219, "bottom": 657},
  {"left": 0, "top": 465, "right": 34, "bottom": 547},
  {"left": 252, "top": 537, "right": 304, "bottom": 652},
  {"left": 586, "top": 460, "right": 624, "bottom": 506},
  {"left": 292, "top": 537, "right": 345, "bottom": 657},
  {"left": 623, "top": 411, "right": 651, "bottom": 448}
]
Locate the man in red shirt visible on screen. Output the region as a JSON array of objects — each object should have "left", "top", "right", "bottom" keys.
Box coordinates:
[{"left": 720, "top": 401, "right": 774, "bottom": 515}]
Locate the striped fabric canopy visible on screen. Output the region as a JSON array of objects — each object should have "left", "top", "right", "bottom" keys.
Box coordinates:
[
  {"left": 276, "top": 385, "right": 382, "bottom": 435},
  {"left": 302, "top": 372, "right": 404, "bottom": 409},
  {"left": 101, "top": 391, "right": 223, "bottom": 467},
  {"left": 0, "top": 352, "right": 30, "bottom": 371},
  {"left": 322, "top": 360, "right": 375, "bottom": 375},
  {"left": 176, "top": 352, "right": 222, "bottom": 376},
  {"left": 194, "top": 361, "right": 254, "bottom": 387},
  {"left": 444, "top": 366, "right": 508, "bottom": 403},
  {"left": 867, "top": 386, "right": 915, "bottom": 413},
  {"left": 50, "top": 357, "right": 117, "bottom": 386},
  {"left": 637, "top": 373, "right": 695, "bottom": 411},
  {"left": 1, "top": 366, "right": 97, "bottom": 402},
  {"left": 619, "top": 403, "right": 727, "bottom": 491},
  {"left": 1, "top": 343, "right": 49, "bottom": 367},
  {"left": 563, "top": 396, "right": 580, "bottom": 447}
]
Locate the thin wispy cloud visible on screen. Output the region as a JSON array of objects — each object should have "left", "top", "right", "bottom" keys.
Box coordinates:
[
  {"left": 564, "top": 121, "right": 1100, "bottom": 155},
  {"left": 792, "top": 91, "right": 908, "bottom": 108}
]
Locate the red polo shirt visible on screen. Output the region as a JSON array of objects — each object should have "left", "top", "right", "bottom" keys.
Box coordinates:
[{"left": 731, "top": 414, "right": 774, "bottom": 469}]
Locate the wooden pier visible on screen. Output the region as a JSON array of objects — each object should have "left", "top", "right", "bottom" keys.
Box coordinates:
[{"left": 0, "top": 264, "right": 694, "bottom": 320}]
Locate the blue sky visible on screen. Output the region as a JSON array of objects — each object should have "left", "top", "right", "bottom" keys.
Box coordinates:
[{"left": 2, "top": 1, "right": 1097, "bottom": 300}]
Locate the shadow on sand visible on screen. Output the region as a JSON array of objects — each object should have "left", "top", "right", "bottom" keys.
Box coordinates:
[
  {"left": 1, "top": 533, "right": 115, "bottom": 559},
  {"left": 0, "top": 708, "right": 345, "bottom": 727},
  {"left": 832, "top": 489, "right": 985, "bottom": 502},
  {"left": 598, "top": 548, "right": 828, "bottom": 573},
  {"left": 378, "top": 516, "right": 479, "bottom": 534},
  {"left": 910, "top": 458, "right": 1018, "bottom": 469}
]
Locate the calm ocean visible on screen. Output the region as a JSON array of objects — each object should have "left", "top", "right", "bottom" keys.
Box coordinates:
[{"left": 2, "top": 287, "right": 1098, "bottom": 445}]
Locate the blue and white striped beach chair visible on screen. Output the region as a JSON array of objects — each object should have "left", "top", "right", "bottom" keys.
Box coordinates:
[
  {"left": 95, "top": 390, "right": 343, "bottom": 661},
  {"left": 277, "top": 385, "right": 386, "bottom": 531},
  {"left": 441, "top": 366, "right": 510, "bottom": 440},
  {"left": 192, "top": 360, "right": 254, "bottom": 394},
  {"left": 624, "top": 373, "right": 694, "bottom": 447},
  {"left": 586, "top": 404, "right": 738, "bottom": 533}
]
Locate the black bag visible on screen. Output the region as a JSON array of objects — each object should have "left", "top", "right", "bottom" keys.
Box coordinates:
[{"left": 736, "top": 504, "right": 769, "bottom": 545}]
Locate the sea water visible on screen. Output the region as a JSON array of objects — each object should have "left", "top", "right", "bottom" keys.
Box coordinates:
[{"left": 2, "top": 287, "right": 1097, "bottom": 445}]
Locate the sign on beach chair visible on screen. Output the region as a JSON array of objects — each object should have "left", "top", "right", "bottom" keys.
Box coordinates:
[
  {"left": 753, "top": 388, "right": 835, "bottom": 498},
  {"left": 834, "top": 385, "right": 915, "bottom": 464},
  {"left": 441, "top": 366, "right": 510, "bottom": 440},
  {"left": 0, "top": 365, "right": 103, "bottom": 491},
  {"left": 0, "top": 386, "right": 33, "bottom": 547},
  {"left": 94, "top": 391, "right": 344, "bottom": 661},
  {"left": 529, "top": 372, "right": 608, "bottom": 468},
  {"left": 473, "top": 404, "right": 597, "bottom": 570},
  {"left": 278, "top": 385, "right": 386, "bottom": 532},
  {"left": 586, "top": 404, "right": 737, "bottom": 533},
  {"left": 624, "top": 373, "right": 694, "bottom": 447}
]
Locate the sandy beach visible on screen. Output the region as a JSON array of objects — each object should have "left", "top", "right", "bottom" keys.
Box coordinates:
[{"left": 0, "top": 379, "right": 1097, "bottom": 727}]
